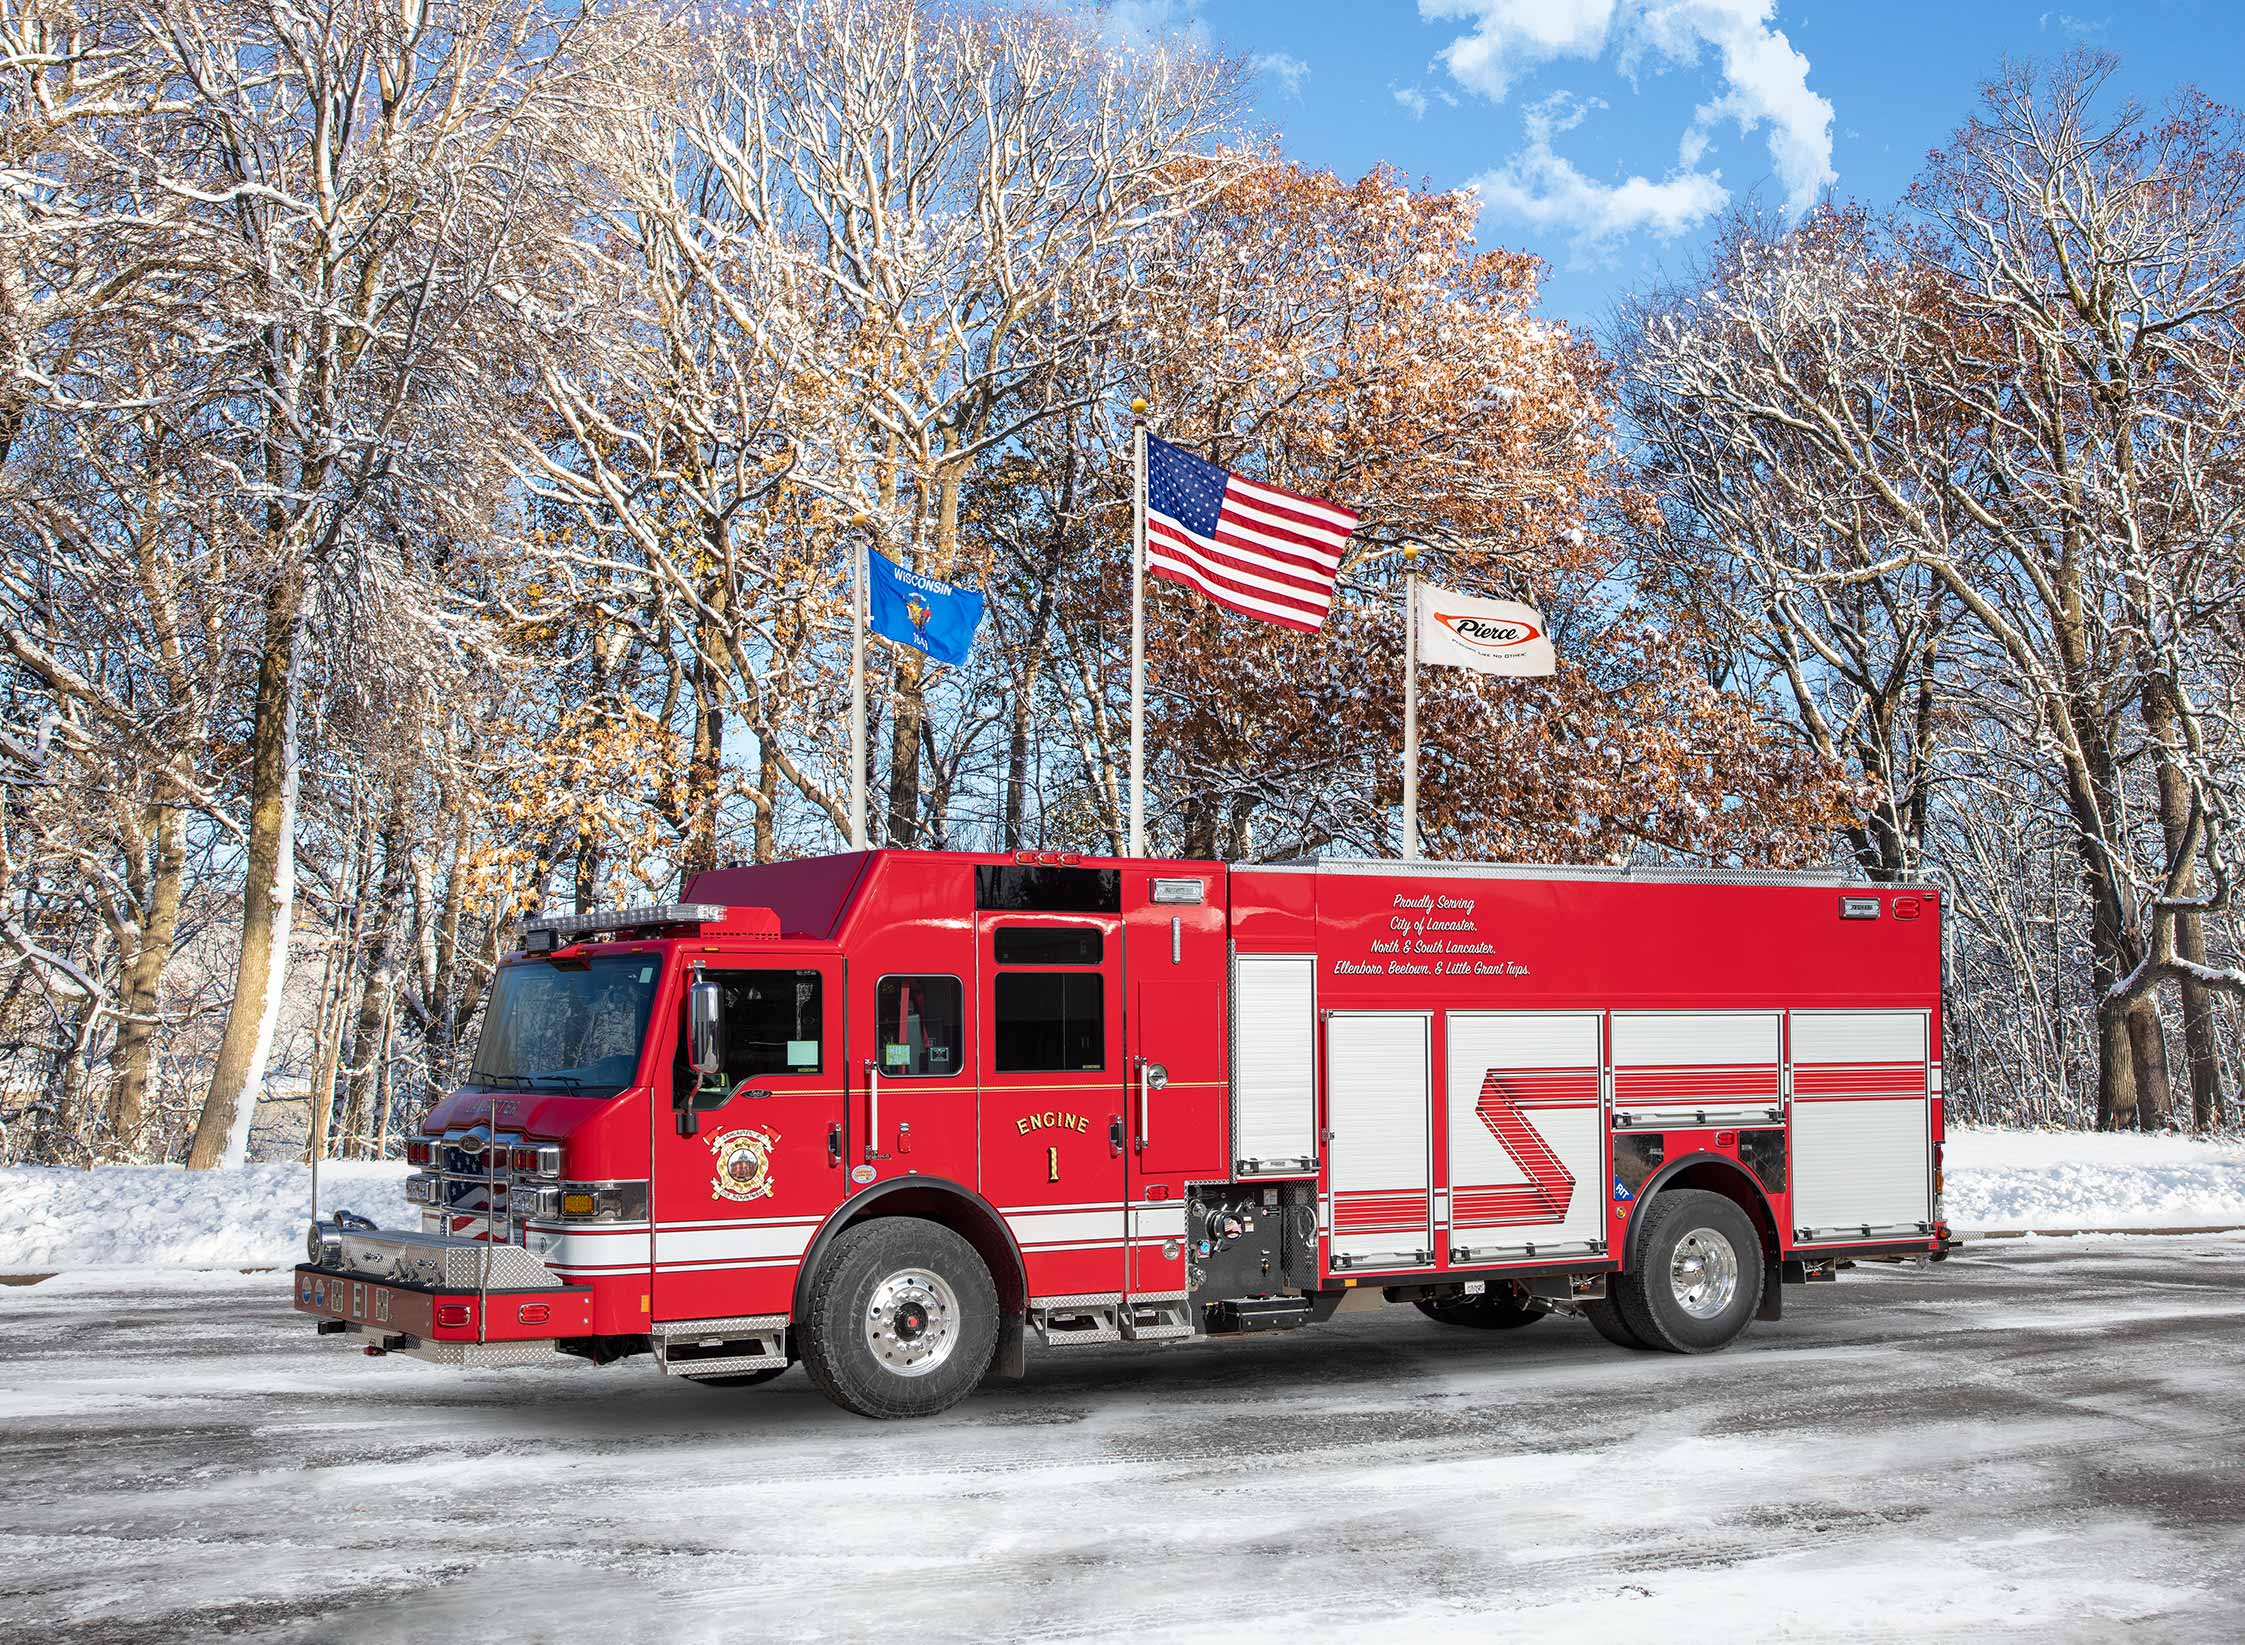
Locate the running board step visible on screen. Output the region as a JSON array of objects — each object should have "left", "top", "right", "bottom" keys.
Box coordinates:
[
  {"left": 652, "top": 1312, "right": 788, "bottom": 1376},
  {"left": 1204, "top": 1296, "right": 1315, "bottom": 1334},
  {"left": 1028, "top": 1296, "right": 1121, "bottom": 1346},
  {"left": 1121, "top": 1298, "right": 1192, "bottom": 1342}
]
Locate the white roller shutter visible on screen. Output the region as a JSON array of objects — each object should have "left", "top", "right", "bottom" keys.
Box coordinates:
[
  {"left": 1230, "top": 953, "right": 1317, "bottom": 1172},
  {"left": 1791, "top": 1010, "right": 1932, "bottom": 1239},
  {"left": 1326, "top": 1012, "right": 1433, "bottom": 1269}
]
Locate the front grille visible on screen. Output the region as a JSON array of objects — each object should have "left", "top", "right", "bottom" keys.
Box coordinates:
[{"left": 412, "top": 1127, "right": 555, "bottom": 1246}]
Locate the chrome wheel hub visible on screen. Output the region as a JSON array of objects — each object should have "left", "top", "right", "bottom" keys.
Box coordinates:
[
  {"left": 864, "top": 1267, "right": 960, "bottom": 1378},
  {"left": 1668, "top": 1227, "right": 1740, "bottom": 1320}
]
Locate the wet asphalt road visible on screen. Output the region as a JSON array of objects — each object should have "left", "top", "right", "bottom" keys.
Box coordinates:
[{"left": 2, "top": 1236, "right": 2242, "bottom": 1644}]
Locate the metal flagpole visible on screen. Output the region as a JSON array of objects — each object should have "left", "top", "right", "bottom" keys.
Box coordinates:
[
  {"left": 849, "top": 512, "right": 868, "bottom": 850},
  {"left": 1401, "top": 544, "right": 1420, "bottom": 860},
  {"left": 1128, "top": 400, "right": 1148, "bottom": 857}
]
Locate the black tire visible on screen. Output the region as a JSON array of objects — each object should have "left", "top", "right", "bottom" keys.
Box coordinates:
[
  {"left": 799, "top": 1218, "right": 999, "bottom": 1419},
  {"left": 1581, "top": 1294, "right": 1655, "bottom": 1350},
  {"left": 683, "top": 1366, "right": 788, "bottom": 1389},
  {"left": 1413, "top": 1288, "right": 1547, "bottom": 1330},
  {"left": 1612, "top": 1189, "right": 1764, "bottom": 1354}
]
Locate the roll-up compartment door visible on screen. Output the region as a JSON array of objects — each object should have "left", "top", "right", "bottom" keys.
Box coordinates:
[
  {"left": 1611, "top": 1011, "right": 1783, "bottom": 1128},
  {"left": 1445, "top": 1012, "right": 1605, "bottom": 1263},
  {"left": 1230, "top": 953, "right": 1317, "bottom": 1174},
  {"left": 1325, "top": 1012, "right": 1433, "bottom": 1270},
  {"left": 1790, "top": 1010, "right": 1931, "bottom": 1239}
]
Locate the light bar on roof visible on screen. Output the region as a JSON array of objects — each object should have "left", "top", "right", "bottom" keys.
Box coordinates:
[{"left": 520, "top": 902, "right": 727, "bottom": 946}]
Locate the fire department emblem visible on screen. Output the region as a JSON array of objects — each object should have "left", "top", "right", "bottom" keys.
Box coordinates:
[{"left": 708, "top": 1126, "right": 778, "bottom": 1203}]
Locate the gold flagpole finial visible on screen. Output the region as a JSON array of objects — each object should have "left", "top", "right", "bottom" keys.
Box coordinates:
[{"left": 1130, "top": 398, "right": 1148, "bottom": 417}]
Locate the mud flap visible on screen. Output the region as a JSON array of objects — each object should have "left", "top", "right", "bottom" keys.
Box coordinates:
[
  {"left": 1757, "top": 1256, "right": 1783, "bottom": 1322},
  {"left": 991, "top": 1309, "right": 1026, "bottom": 1380}
]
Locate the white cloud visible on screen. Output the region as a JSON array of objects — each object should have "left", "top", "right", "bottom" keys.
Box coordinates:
[
  {"left": 1465, "top": 90, "right": 1728, "bottom": 248},
  {"left": 1252, "top": 50, "right": 1311, "bottom": 98},
  {"left": 2042, "top": 11, "right": 2110, "bottom": 37},
  {"left": 1394, "top": 83, "right": 1431, "bottom": 120},
  {"left": 1424, "top": 0, "right": 1835, "bottom": 230}
]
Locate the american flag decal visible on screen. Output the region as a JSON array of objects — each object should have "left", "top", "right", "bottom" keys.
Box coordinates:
[{"left": 1143, "top": 433, "right": 1357, "bottom": 632}]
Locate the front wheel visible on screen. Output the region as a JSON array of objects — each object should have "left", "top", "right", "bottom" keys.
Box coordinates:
[
  {"left": 1612, "top": 1189, "right": 1764, "bottom": 1354},
  {"left": 799, "top": 1218, "right": 999, "bottom": 1419}
]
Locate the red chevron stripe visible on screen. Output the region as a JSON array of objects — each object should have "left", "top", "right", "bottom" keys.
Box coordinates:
[{"left": 1454, "top": 1068, "right": 1577, "bottom": 1229}]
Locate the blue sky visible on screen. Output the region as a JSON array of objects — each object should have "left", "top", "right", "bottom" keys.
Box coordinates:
[{"left": 1106, "top": 1, "right": 2245, "bottom": 333}]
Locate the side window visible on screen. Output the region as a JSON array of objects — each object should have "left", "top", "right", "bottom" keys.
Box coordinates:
[
  {"left": 995, "top": 972, "right": 1104, "bottom": 1072},
  {"left": 675, "top": 969, "right": 823, "bottom": 1095},
  {"left": 992, "top": 925, "right": 1102, "bottom": 966},
  {"left": 876, "top": 975, "right": 964, "bottom": 1078}
]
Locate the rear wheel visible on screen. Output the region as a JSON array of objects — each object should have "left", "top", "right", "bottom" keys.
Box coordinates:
[
  {"left": 1581, "top": 1294, "right": 1654, "bottom": 1350},
  {"left": 799, "top": 1219, "right": 999, "bottom": 1419},
  {"left": 1612, "top": 1189, "right": 1763, "bottom": 1354},
  {"left": 1413, "top": 1287, "right": 1546, "bottom": 1330}
]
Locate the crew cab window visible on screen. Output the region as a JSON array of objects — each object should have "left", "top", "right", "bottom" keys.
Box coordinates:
[
  {"left": 995, "top": 972, "right": 1104, "bottom": 1072},
  {"left": 676, "top": 969, "right": 824, "bottom": 1094},
  {"left": 876, "top": 975, "right": 964, "bottom": 1077},
  {"left": 992, "top": 925, "right": 1102, "bottom": 966}
]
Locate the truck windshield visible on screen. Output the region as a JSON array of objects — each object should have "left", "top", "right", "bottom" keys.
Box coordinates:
[{"left": 468, "top": 955, "right": 662, "bottom": 1098}]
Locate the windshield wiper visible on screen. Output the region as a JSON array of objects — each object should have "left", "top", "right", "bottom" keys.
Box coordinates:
[
  {"left": 526, "top": 1074, "right": 586, "bottom": 1090},
  {"left": 468, "top": 1072, "right": 536, "bottom": 1090}
]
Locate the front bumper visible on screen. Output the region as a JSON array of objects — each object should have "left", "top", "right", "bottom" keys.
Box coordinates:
[{"left": 293, "top": 1254, "right": 595, "bottom": 1367}]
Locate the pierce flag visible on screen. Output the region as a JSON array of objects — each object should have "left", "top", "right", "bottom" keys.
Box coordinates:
[{"left": 1414, "top": 582, "right": 1555, "bottom": 677}]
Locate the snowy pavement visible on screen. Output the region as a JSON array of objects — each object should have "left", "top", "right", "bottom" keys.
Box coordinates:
[{"left": 3, "top": 1238, "right": 2243, "bottom": 1643}]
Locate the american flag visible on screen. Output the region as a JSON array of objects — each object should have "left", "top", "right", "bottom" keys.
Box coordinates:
[{"left": 1143, "top": 434, "right": 1357, "bottom": 633}]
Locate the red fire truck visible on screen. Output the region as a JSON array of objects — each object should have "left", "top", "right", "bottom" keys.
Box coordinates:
[{"left": 296, "top": 851, "right": 1950, "bottom": 1418}]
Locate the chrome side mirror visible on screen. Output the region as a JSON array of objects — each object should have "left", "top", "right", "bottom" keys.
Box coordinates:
[{"left": 688, "top": 979, "right": 723, "bottom": 1078}]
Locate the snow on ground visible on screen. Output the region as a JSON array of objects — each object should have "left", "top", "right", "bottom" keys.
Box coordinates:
[
  {"left": 0, "top": 1162, "right": 408, "bottom": 1271},
  {"left": 1947, "top": 1126, "right": 2245, "bottom": 1231},
  {"left": 3, "top": 1237, "right": 2242, "bottom": 1642},
  {"left": 2, "top": 1126, "right": 2240, "bottom": 1273}
]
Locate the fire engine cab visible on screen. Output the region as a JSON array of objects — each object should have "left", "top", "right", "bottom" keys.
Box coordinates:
[{"left": 296, "top": 850, "right": 1950, "bottom": 1419}]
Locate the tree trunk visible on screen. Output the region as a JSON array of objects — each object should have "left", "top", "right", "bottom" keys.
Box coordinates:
[
  {"left": 2094, "top": 992, "right": 2137, "bottom": 1131},
  {"left": 754, "top": 736, "right": 780, "bottom": 863},
  {"left": 2179, "top": 914, "right": 2226, "bottom": 1130},
  {"left": 187, "top": 569, "right": 309, "bottom": 1170},
  {"left": 108, "top": 800, "right": 186, "bottom": 1151},
  {"left": 2143, "top": 672, "right": 2227, "bottom": 1130},
  {"left": 885, "top": 646, "right": 927, "bottom": 846},
  {"left": 342, "top": 802, "right": 409, "bottom": 1159},
  {"left": 307, "top": 810, "right": 375, "bottom": 1163},
  {"left": 679, "top": 538, "right": 732, "bottom": 881},
  {"left": 2125, "top": 1000, "right": 2174, "bottom": 1131}
]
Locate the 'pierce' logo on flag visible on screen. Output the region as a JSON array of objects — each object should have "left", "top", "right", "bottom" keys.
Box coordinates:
[
  {"left": 1415, "top": 582, "right": 1555, "bottom": 677},
  {"left": 1144, "top": 434, "right": 1356, "bottom": 632}
]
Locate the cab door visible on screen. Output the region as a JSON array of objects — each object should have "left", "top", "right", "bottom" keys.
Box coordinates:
[
  {"left": 974, "top": 912, "right": 1129, "bottom": 1300},
  {"left": 649, "top": 959, "right": 844, "bottom": 1324}
]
